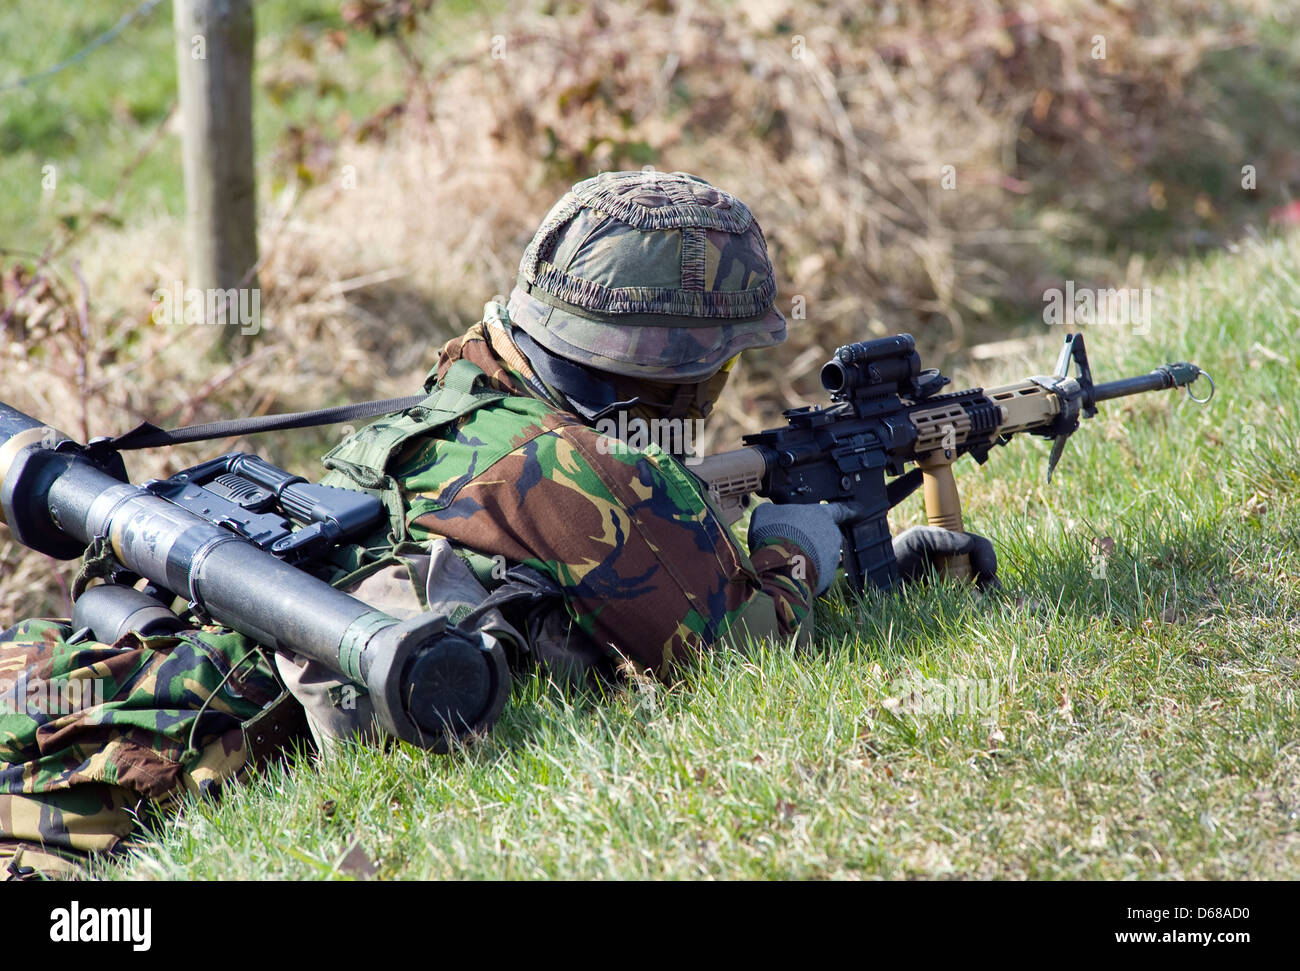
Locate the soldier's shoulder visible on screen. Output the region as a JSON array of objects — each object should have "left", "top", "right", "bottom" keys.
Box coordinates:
[{"left": 537, "top": 418, "right": 712, "bottom": 518}]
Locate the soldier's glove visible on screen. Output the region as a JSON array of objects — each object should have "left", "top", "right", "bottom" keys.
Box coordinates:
[
  {"left": 748, "top": 502, "right": 844, "bottom": 596},
  {"left": 892, "top": 525, "right": 999, "bottom": 590}
]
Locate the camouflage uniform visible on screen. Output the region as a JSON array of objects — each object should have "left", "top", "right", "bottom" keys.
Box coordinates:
[
  {"left": 0, "top": 170, "right": 815, "bottom": 875},
  {"left": 0, "top": 620, "right": 286, "bottom": 878},
  {"left": 313, "top": 304, "right": 814, "bottom": 673}
]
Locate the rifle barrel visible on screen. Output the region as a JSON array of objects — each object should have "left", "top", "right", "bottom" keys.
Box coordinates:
[{"left": 1088, "top": 362, "right": 1203, "bottom": 405}]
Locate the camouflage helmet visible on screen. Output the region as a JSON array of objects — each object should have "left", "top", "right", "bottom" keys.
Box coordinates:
[{"left": 507, "top": 170, "right": 786, "bottom": 382}]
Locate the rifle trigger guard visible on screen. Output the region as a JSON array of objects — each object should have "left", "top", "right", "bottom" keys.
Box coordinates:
[{"left": 1187, "top": 369, "right": 1214, "bottom": 404}]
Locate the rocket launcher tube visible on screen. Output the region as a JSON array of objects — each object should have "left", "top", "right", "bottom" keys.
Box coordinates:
[{"left": 0, "top": 402, "right": 508, "bottom": 750}]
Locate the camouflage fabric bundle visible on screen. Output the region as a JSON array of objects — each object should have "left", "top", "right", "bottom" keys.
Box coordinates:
[{"left": 0, "top": 619, "right": 285, "bottom": 879}]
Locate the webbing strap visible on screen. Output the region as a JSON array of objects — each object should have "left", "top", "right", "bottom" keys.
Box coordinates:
[
  {"left": 91, "top": 394, "right": 427, "bottom": 453},
  {"left": 87, "top": 357, "right": 507, "bottom": 457},
  {"left": 443, "top": 358, "right": 485, "bottom": 396},
  {"left": 414, "top": 359, "right": 501, "bottom": 424}
]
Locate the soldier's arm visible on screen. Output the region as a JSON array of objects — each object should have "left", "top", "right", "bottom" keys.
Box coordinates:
[{"left": 407, "top": 424, "right": 814, "bottom": 676}]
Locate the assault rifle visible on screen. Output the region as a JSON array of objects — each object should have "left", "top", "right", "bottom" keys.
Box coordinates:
[
  {"left": 0, "top": 408, "right": 509, "bottom": 750},
  {"left": 695, "top": 332, "right": 1212, "bottom": 592}
]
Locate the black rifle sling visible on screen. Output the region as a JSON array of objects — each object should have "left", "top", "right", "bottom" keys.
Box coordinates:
[{"left": 88, "top": 394, "right": 427, "bottom": 454}]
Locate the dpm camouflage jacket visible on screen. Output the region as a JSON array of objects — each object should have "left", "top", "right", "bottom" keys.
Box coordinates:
[{"left": 319, "top": 301, "right": 816, "bottom": 677}]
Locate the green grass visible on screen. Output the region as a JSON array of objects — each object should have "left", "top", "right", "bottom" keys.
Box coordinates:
[
  {"left": 99, "top": 232, "right": 1300, "bottom": 880},
  {"left": 0, "top": 1, "right": 175, "bottom": 250},
  {"left": 0, "top": 0, "right": 494, "bottom": 251}
]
